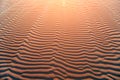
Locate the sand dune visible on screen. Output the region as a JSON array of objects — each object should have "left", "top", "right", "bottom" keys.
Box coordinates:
[{"left": 0, "top": 0, "right": 120, "bottom": 80}]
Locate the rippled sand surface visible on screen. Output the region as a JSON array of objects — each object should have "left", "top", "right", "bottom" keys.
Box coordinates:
[{"left": 0, "top": 0, "right": 120, "bottom": 80}]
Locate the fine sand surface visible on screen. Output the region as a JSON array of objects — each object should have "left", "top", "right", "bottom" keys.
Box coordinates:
[{"left": 0, "top": 0, "right": 120, "bottom": 80}]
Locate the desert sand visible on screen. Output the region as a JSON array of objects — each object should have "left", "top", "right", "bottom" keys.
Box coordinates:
[{"left": 0, "top": 0, "right": 120, "bottom": 80}]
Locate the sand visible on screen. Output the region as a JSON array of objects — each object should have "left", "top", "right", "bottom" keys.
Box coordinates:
[{"left": 0, "top": 0, "right": 120, "bottom": 80}]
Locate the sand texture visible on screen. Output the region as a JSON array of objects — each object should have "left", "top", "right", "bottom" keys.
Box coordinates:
[{"left": 0, "top": 0, "right": 120, "bottom": 80}]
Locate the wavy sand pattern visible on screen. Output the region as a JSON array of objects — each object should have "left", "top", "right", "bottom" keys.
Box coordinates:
[{"left": 0, "top": 0, "right": 120, "bottom": 80}]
